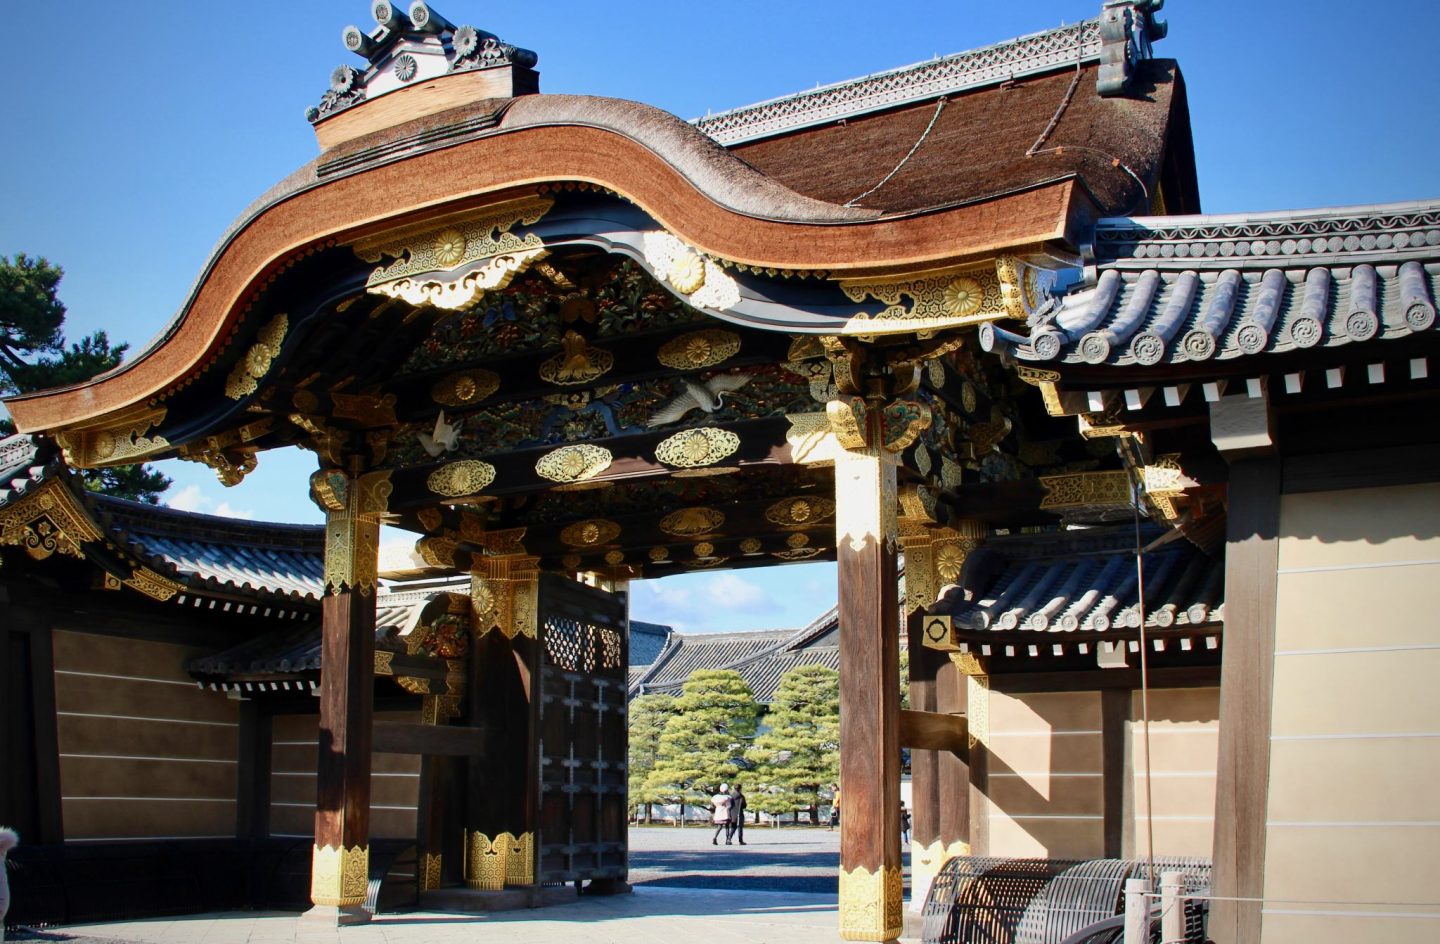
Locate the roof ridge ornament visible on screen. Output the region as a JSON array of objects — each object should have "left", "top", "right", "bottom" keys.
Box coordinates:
[
  {"left": 1097, "top": 0, "right": 1168, "bottom": 97},
  {"left": 307, "top": 3, "right": 539, "bottom": 126}
]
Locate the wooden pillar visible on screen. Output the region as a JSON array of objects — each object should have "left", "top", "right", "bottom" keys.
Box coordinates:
[
  {"left": 1207, "top": 391, "right": 1281, "bottom": 944},
  {"left": 1101, "top": 687, "right": 1129, "bottom": 858},
  {"left": 464, "top": 556, "right": 540, "bottom": 890},
  {"left": 307, "top": 470, "right": 390, "bottom": 921},
  {"left": 953, "top": 654, "right": 989, "bottom": 859},
  {"left": 835, "top": 440, "right": 903, "bottom": 942}
]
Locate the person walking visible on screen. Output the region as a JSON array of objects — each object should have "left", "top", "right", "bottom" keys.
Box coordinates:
[
  {"left": 900, "top": 801, "right": 911, "bottom": 844},
  {"left": 711, "top": 783, "right": 733, "bottom": 845},
  {"left": 829, "top": 785, "right": 840, "bottom": 830},
  {"left": 729, "top": 785, "right": 748, "bottom": 845}
]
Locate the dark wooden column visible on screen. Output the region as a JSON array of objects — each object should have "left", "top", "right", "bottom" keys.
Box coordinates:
[
  {"left": 835, "top": 441, "right": 904, "bottom": 942},
  {"left": 936, "top": 656, "right": 971, "bottom": 858},
  {"left": 1207, "top": 392, "right": 1281, "bottom": 944},
  {"left": 464, "top": 556, "right": 540, "bottom": 890},
  {"left": 905, "top": 615, "right": 943, "bottom": 908},
  {"left": 0, "top": 600, "right": 63, "bottom": 844},
  {"left": 307, "top": 470, "right": 390, "bottom": 920},
  {"left": 1101, "top": 687, "right": 1130, "bottom": 858},
  {"left": 236, "top": 700, "right": 272, "bottom": 840}
]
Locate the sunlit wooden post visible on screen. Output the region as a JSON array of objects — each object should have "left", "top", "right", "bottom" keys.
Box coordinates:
[{"left": 306, "top": 470, "right": 390, "bottom": 923}]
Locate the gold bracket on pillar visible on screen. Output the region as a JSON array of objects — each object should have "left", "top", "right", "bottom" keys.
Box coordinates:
[
  {"left": 838, "top": 864, "right": 905, "bottom": 942},
  {"left": 471, "top": 553, "right": 540, "bottom": 640},
  {"left": 313, "top": 469, "right": 392, "bottom": 596},
  {"left": 898, "top": 492, "right": 985, "bottom": 615},
  {"left": 310, "top": 844, "right": 369, "bottom": 907}
]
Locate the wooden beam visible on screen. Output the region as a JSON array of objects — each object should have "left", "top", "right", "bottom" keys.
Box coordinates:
[
  {"left": 835, "top": 444, "right": 903, "bottom": 942},
  {"left": 374, "top": 721, "right": 488, "bottom": 756},
  {"left": 899, "top": 709, "right": 968, "bottom": 755},
  {"left": 1101, "top": 688, "right": 1129, "bottom": 858},
  {"left": 1209, "top": 457, "right": 1281, "bottom": 944}
]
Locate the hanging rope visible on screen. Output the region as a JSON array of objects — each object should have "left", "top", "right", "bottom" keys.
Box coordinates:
[
  {"left": 843, "top": 97, "right": 948, "bottom": 208},
  {"left": 1132, "top": 470, "right": 1157, "bottom": 890}
]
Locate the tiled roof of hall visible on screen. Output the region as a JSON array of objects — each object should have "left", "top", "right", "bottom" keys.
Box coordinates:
[
  {"left": 931, "top": 523, "right": 1223, "bottom": 648},
  {"left": 989, "top": 199, "right": 1440, "bottom": 370},
  {"left": 0, "top": 433, "right": 324, "bottom": 608}
]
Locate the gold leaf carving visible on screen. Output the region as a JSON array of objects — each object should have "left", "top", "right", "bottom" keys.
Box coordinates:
[
  {"left": 372, "top": 248, "right": 548, "bottom": 310},
  {"left": 535, "top": 444, "right": 612, "bottom": 483},
  {"left": 465, "top": 831, "right": 534, "bottom": 889},
  {"left": 785, "top": 413, "right": 842, "bottom": 466},
  {"left": 658, "top": 506, "right": 725, "bottom": 537},
  {"left": 431, "top": 369, "right": 500, "bottom": 408},
  {"left": 0, "top": 480, "right": 103, "bottom": 560},
  {"left": 648, "top": 546, "right": 670, "bottom": 561},
  {"left": 356, "top": 197, "right": 553, "bottom": 282},
  {"left": 1039, "top": 470, "right": 1133, "bottom": 511},
  {"left": 642, "top": 231, "right": 741, "bottom": 310},
  {"left": 604, "top": 550, "right": 625, "bottom": 566},
  {"left": 539, "top": 331, "right": 614, "bottom": 386},
  {"left": 772, "top": 547, "right": 823, "bottom": 561},
  {"left": 310, "top": 844, "right": 369, "bottom": 907},
  {"left": 654, "top": 428, "right": 741, "bottom": 468},
  {"left": 840, "top": 264, "right": 1004, "bottom": 334},
  {"left": 559, "top": 518, "right": 621, "bottom": 547},
  {"left": 838, "top": 865, "right": 905, "bottom": 942},
  {"left": 657, "top": 329, "right": 741, "bottom": 370},
  {"left": 427, "top": 460, "right": 497, "bottom": 498},
  {"left": 764, "top": 496, "right": 836, "bottom": 528},
  {"left": 739, "top": 537, "right": 762, "bottom": 555},
  {"left": 226, "top": 314, "right": 288, "bottom": 399},
  {"left": 123, "top": 569, "right": 182, "bottom": 602},
  {"left": 1016, "top": 365, "right": 1066, "bottom": 417}
]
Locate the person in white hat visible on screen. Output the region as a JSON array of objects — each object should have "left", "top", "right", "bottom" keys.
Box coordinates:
[{"left": 710, "top": 784, "right": 733, "bottom": 845}]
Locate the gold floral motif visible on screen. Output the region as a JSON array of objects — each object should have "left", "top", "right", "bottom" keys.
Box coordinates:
[
  {"left": 926, "top": 359, "right": 946, "bottom": 389},
  {"left": 562, "top": 554, "right": 582, "bottom": 570},
  {"left": 942, "top": 276, "right": 985, "bottom": 317},
  {"left": 913, "top": 446, "right": 933, "bottom": 477},
  {"left": 538, "top": 331, "right": 615, "bottom": 386},
  {"left": 427, "top": 460, "right": 497, "bottom": 498},
  {"left": 123, "top": 569, "right": 182, "bottom": 602},
  {"left": 371, "top": 248, "right": 548, "bottom": 310},
  {"left": 838, "top": 864, "right": 905, "bottom": 942},
  {"left": 0, "top": 481, "right": 104, "bottom": 561},
  {"left": 994, "top": 254, "right": 1028, "bottom": 320},
  {"left": 433, "top": 227, "right": 467, "bottom": 266},
  {"left": 785, "top": 532, "right": 811, "bottom": 549},
  {"left": 657, "top": 329, "right": 742, "bottom": 370},
  {"left": 357, "top": 196, "right": 552, "bottom": 279},
  {"left": 840, "top": 264, "right": 1004, "bottom": 334},
  {"left": 322, "top": 470, "right": 391, "bottom": 595},
  {"left": 559, "top": 518, "right": 621, "bottom": 547},
  {"left": 654, "top": 428, "right": 741, "bottom": 468},
  {"left": 693, "top": 541, "right": 715, "bottom": 558},
  {"left": 417, "top": 536, "right": 459, "bottom": 568},
  {"left": 225, "top": 314, "right": 288, "bottom": 399},
  {"left": 772, "top": 547, "right": 823, "bottom": 561},
  {"left": 642, "top": 231, "right": 741, "bottom": 310},
  {"left": 536, "top": 444, "right": 612, "bottom": 483},
  {"left": 764, "top": 496, "right": 836, "bottom": 528},
  {"left": 960, "top": 381, "right": 978, "bottom": 414},
  {"left": 787, "top": 335, "right": 826, "bottom": 361},
  {"left": 604, "top": 550, "right": 625, "bottom": 566},
  {"left": 374, "top": 651, "right": 395, "bottom": 675},
  {"left": 311, "top": 844, "right": 369, "bottom": 907},
  {"left": 55, "top": 406, "right": 171, "bottom": 468},
  {"left": 1039, "top": 470, "right": 1133, "bottom": 510},
  {"left": 431, "top": 368, "right": 500, "bottom": 407},
  {"left": 659, "top": 506, "right": 726, "bottom": 537},
  {"left": 739, "top": 537, "right": 762, "bottom": 555},
  {"left": 648, "top": 546, "right": 670, "bottom": 562}
]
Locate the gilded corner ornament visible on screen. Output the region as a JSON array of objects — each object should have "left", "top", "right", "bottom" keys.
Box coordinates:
[
  {"left": 0, "top": 480, "right": 104, "bottom": 560},
  {"left": 643, "top": 231, "right": 741, "bottom": 311},
  {"left": 321, "top": 470, "right": 392, "bottom": 595},
  {"left": 226, "top": 314, "right": 288, "bottom": 399},
  {"left": 55, "top": 407, "right": 170, "bottom": 468}
]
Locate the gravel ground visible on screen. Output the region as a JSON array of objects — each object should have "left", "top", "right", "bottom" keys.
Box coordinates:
[{"left": 627, "top": 822, "right": 911, "bottom": 895}]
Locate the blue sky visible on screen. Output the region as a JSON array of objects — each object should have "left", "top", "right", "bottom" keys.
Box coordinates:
[{"left": 3, "top": 1, "right": 1438, "bottom": 632}]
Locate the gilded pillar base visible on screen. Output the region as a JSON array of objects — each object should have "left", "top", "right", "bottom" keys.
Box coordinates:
[
  {"left": 464, "top": 831, "right": 535, "bottom": 889},
  {"left": 909, "top": 839, "right": 971, "bottom": 912},
  {"left": 309, "top": 843, "right": 370, "bottom": 908},
  {"left": 838, "top": 865, "right": 905, "bottom": 942}
]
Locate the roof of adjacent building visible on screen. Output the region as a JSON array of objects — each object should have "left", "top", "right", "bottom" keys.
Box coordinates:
[
  {"left": 1001, "top": 200, "right": 1440, "bottom": 368},
  {"left": 0, "top": 434, "right": 324, "bottom": 607},
  {"left": 934, "top": 524, "right": 1223, "bottom": 638},
  {"left": 629, "top": 609, "right": 841, "bottom": 703},
  {"left": 629, "top": 620, "right": 674, "bottom": 667}
]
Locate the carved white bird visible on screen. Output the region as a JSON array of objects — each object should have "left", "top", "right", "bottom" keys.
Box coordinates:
[
  {"left": 645, "top": 374, "right": 752, "bottom": 428},
  {"left": 418, "top": 410, "right": 461, "bottom": 457}
]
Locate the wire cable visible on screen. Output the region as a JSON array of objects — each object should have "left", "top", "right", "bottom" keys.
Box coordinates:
[{"left": 843, "top": 97, "right": 948, "bottom": 208}]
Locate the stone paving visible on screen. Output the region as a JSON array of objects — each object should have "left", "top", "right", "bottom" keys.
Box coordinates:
[{"left": 10, "top": 828, "right": 919, "bottom": 944}]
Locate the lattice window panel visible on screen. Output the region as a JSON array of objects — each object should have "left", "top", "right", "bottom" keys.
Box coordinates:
[
  {"left": 543, "top": 617, "right": 608, "bottom": 674},
  {"left": 599, "top": 627, "right": 623, "bottom": 670}
]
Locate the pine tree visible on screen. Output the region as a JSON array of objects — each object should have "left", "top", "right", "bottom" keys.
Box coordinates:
[
  {"left": 644, "top": 669, "right": 760, "bottom": 821},
  {"left": 627, "top": 693, "right": 676, "bottom": 823},
  {"left": 746, "top": 664, "right": 840, "bottom": 824},
  {"left": 0, "top": 256, "right": 170, "bottom": 502}
]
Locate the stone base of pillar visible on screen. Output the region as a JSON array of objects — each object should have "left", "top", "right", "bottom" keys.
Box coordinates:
[{"left": 299, "top": 903, "right": 371, "bottom": 925}]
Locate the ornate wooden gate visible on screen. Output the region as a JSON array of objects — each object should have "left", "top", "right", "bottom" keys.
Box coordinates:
[{"left": 535, "top": 574, "right": 629, "bottom": 887}]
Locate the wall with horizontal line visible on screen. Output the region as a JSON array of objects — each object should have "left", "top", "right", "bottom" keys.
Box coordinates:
[
  {"left": 1264, "top": 483, "right": 1440, "bottom": 942},
  {"left": 986, "top": 690, "right": 1104, "bottom": 858},
  {"left": 52, "top": 630, "right": 239, "bottom": 840},
  {"left": 270, "top": 711, "right": 421, "bottom": 840},
  {"left": 1129, "top": 687, "right": 1217, "bottom": 858}
]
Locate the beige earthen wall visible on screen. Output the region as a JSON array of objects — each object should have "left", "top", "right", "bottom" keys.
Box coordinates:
[
  {"left": 1129, "top": 687, "right": 1218, "bottom": 858},
  {"left": 270, "top": 712, "right": 421, "bottom": 840},
  {"left": 52, "top": 630, "right": 239, "bottom": 840},
  {"left": 1263, "top": 482, "right": 1440, "bottom": 942},
  {"left": 985, "top": 690, "right": 1105, "bottom": 858}
]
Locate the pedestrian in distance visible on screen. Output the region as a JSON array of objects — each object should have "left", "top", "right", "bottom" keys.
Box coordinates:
[
  {"left": 711, "top": 783, "right": 733, "bottom": 845},
  {"left": 829, "top": 784, "right": 840, "bottom": 830},
  {"left": 900, "top": 801, "right": 911, "bottom": 844},
  {"left": 0, "top": 826, "right": 17, "bottom": 944},
  {"left": 729, "top": 784, "right": 748, "bottom": 845}
]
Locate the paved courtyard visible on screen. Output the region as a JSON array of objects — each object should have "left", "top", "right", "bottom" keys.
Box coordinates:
[{"left": 10, "top": 828, "right": 918, "bottom": 944}]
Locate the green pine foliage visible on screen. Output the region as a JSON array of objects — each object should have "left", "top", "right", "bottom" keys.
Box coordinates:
[
  {"left": 644, "top": 669, "right": 760, "bottom": 810},
  {"left": 627, "top": 693, "right": 677, "bottom": 820},
  {"left": 0, "top": 256, "right": 170, "bottom": 502},
  {"left": 745, "top": 664, "right": 840, "bottom": 820}
]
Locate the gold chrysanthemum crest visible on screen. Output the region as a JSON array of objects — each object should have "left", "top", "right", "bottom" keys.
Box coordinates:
[
  {"left": 659, "top": 507, "right": 726, "bottom": 537},
  {"left": 536, "top": 444, "right": 612, "bottom": 483},
  {"left": 559, "top": 518, "right": 621, "bottom": 547},
  {"left": 432, "top": 368, "right": 500, "bottom": 407},
  {"left": 657, "top": 329, "right": 742, "bottom": 370},
  {"left": 764, "top": 496, "right": 837, "bottom": 528},
  {"left": 226, "top": 313, "right": 288, "bottom": 399},
  {"left": 427, "top": 460, "right": 497, "bottom": 497},
  {"left": 654, "top": 428, "right": 741, "bottom": 468}
]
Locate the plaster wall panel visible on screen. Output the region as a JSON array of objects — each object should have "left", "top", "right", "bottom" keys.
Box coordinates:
[
  {"left": 986, "top": 809, "right": 1103, "bottom": 859},
  {"left": 52, "top": 630, "right": 240, "bottom": 840},
  {"left": 1129, "top": 688, "right": 1218, "bottom": 858},
  {"left": 1274, "top": 565, "right": 1440, "bottom": 651}
]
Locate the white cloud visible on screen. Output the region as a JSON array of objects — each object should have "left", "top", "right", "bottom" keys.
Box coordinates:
[
  {"left": 166, "top": 484, "right": 253, "bottom": 519},
  {"left": 701, "top": 573, "right": 771, "bottom": 612}
]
